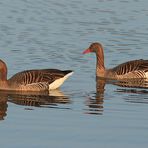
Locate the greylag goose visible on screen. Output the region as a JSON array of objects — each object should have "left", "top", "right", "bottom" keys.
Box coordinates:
[
  {"left": 0, "top": 59, "right": 73, "bottom": 91},
  {"left": 83, "top": 42, "right": 148, "bottom": 79}
]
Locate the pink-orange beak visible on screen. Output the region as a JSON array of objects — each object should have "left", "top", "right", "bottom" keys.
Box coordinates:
[{"left": 82, "top": 48, "right": 91, "bottom": 54}]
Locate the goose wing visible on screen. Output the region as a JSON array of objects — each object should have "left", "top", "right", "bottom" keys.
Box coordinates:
[
  {"left": 111, "top": 59, "right": 148, "bottom": 75},
  {"left": 8, "top": 69, "right": 71, "bottom": 91}
]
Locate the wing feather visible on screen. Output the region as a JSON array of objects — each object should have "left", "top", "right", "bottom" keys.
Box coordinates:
[
  {"left": 112, "top": 59, "right": 148, "bottom": 75},
  {"left": 8, "top": 69, "right": 67, "bottom": 91}
]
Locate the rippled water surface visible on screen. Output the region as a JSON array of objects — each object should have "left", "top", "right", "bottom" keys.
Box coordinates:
[{"left": 0, "top": 0, "right": 148, "bottom": 148}]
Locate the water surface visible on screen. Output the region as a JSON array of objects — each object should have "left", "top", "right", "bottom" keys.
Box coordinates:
[{"left": 0, "top": 0, "right": 148, "bottom": 148}]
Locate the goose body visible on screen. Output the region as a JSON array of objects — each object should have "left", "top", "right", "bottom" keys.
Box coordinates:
[
  {"left": 0, "top": 59, "right": 73, "bottom": 91},
  {"left": 83, "top": 42, "right": 148, "bottom": 79}
]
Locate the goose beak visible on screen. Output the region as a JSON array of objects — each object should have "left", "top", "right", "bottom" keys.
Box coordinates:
[{"left": 83, "top": 48, "right": 91, "bottom": 54}]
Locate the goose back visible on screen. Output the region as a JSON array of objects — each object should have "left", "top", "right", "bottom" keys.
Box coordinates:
[
  {"left": 8, "top": 69, "right": 72, "bottom": 91},
  {"left": 110, "top": 59, "right": 148, "bottom": 79}
]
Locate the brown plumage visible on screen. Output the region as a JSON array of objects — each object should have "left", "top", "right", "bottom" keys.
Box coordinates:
[
  {"left": 0, "top": 59, "right": 73, "bottom": 91},
  {"left": 83, "top": 42, "right": 148, "bottom": 79}
]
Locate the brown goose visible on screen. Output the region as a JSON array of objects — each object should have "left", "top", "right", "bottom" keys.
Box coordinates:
[
  {"left": 0, "top": 59, "right": 73, "bottom": 91},
  {"left": 83, "top": 42, "right": 148, "bottom": 79}
]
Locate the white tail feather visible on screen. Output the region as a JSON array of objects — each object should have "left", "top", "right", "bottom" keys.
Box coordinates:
[
  {"left": 49, "top": 72, "right": 73, "bottom": 90},
  {"left": 146, "top": 72, "right": 148, "bottom": 79}
]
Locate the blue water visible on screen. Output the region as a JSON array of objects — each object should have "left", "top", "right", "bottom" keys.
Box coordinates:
[{"left": 0, "top": 0, "right": 148, "bottom": 148}]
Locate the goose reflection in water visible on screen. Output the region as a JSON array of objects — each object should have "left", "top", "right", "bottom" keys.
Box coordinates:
[
  {"left": 85, "top": 78, "right": 148, "bottom": 115},
  {"left": 0, "top": 93, "right": 8, "bottom": 120},
  {"left": 85, "top": 78, "right": 105, "bottom": 115},
  {"left": 114, "top": 79, "right": 148, "bottom": 104},
  {"left": 0, "top": 89, "right": 71, "bottom": 120}
]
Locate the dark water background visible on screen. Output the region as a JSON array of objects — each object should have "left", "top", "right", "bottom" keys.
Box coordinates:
[{"left": 0, "top": 0, "right": 148, "bottom": 148}]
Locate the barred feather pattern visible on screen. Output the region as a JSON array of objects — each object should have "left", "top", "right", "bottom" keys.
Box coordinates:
[
  {"left": 8, "top": 69, "right": 72, "bottom": 91},
  {"left": 111, "top": 60, "right": 148, "bottom": 79}
]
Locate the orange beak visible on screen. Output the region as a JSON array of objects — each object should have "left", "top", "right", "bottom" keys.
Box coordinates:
[{"left": 82, "top": 48, "right": 91, "bottom": 54}]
